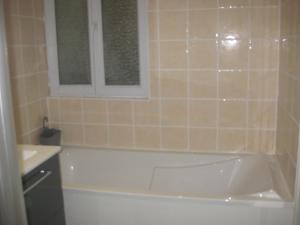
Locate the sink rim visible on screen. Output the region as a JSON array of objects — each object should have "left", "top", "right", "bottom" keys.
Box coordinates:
[{"left": 22, "top": 150, "right": 38, "bottom": 161}]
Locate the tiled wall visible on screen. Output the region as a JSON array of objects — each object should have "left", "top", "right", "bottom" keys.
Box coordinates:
[
  {"left": 4, "top": 0, "right": 49, "bottom": 144},
  {"left": 47, "top": 0, "right": 280, "bottom": 153},
  {"left": 276, "top": 0, "right": 300, "bottom": 195}
]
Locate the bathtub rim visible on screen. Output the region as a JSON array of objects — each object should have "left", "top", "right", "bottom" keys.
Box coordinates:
[
  {"left": 61, "top": 145, "right": 279, "bottom": 158},
  {"left": 62, "top": 184, "right": 295, "bottom": 209}
]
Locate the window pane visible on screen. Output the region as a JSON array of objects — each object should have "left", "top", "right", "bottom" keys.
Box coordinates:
[
  {"left": 55, "top": 0, "right": 91, "bottom": 85},
  {"left": 102, "top": 0, "right": 140, "bottom": 86}
]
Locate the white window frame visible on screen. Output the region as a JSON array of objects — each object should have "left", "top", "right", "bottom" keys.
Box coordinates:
[{"left": 44, "top": 0, "right": 149, "bottom": 98}]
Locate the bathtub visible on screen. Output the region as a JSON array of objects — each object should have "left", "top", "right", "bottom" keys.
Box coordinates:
[{"left": 59, "top": 147, "right": 295, "bottom": 225}]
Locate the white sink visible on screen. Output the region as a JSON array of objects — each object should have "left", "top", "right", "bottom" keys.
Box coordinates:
[
  {"left": 22, "top": 150, "right": 37, "bottom": 161},
  {"left": 18, "top": 145, "right": 61, "bottom": 175}
]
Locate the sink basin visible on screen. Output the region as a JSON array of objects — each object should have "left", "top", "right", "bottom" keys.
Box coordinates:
[{"left": 22, "top": 150, "right": 37, "bottom": 160}]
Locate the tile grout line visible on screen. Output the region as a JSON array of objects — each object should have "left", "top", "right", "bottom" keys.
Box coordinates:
[
  {"left": 15, "top": 0, "right": 31, "bottom": 140},
  {"left": 186, "top": 0, "right": 190, "bottom": 152},
  {"left": 81, "top": 98, "right": 87, "bottom": 146},
  {"left": 48, "top": 96, "right": 279, "bottom": 103},
  {"left": 216, "top": 0, "right": 221, "bottom": 152},
  {"left": 156, "top": 0, "right": 163, "bottom": 150},
  {"left": 246, "top": 2, "right": 252, "bottom": 153},
  {"left": 132, "top": 100, "right": 136, "bottom": 149},
  {"left": 275, "top": 0, "right": 282, "bottom": 156},
  {"left": 147, "top": 5, "right": 280, "bottom": 13},
  {"left": 50, "top": 121, "right": 277, "bottom": 131},
  {"left": 104, "top": 100, "right": 109, "bottom": 147}
]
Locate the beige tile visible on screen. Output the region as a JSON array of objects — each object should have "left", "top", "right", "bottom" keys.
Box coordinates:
[
  {"left": 189, "top": 0, "right": 218, "bottom": 9},
  {"left": 29, "top": 128, "right": 42, "bottom": 145},
  {"left": 251, "top": 0, "right": 279, "bottom": 7},
  {"left": 248, "top": 101, "right": 277, "bottom": 129},
  {"left": 19, "top": 134, "right": 31, "bottom": 145},
  {"left": 293, "top": 81, "right": 300, "bottom": 123},
  {"left": 189, "top": 40, "right": 217, "bottom": 69},
  {"left": 28, "top": 101, "right": 42, "bottom": 130},
  {"left": 22, "top": 47, "right": 37, "bottom": 74},
  {"left": 219, "top": 0, "right": 250, "bottom": 8},
  {"left": 159, "top": 11, "right": 187, "bottom": 39},
  {"left": 3, "top": 0, "right": 19, "bottom": 15},
  {"left": 189, "top": 128, "right": 217, "bottom": 151},
  {"left": 36, "top": 46, "right": 48, "bottom": 71},
  {"left": 84, "top": 125, "right": 107, "bottom": 146},
  {"left": 291, "top": 38, "right": 300, "bottom": 74},
  {"left": 5, "top": 16, "right": 21, "bottom": 46},
  {"left": 250, "top": 40, "right": 279, "bottom": 70},
  {"left": 149, "top": 41, "right": 159, "bottom": 69},
  {"left": 11, "top": 77, "right": 27, "bottom": 106},
  {"left": 219, "top": 100, "right": 247, "bottom": 128},
  {"left": 150, "top": 71, "right": 159, "bottom": 97},
  {"left": 38, "top": 72, "right": 49, "bottom": 98},
  {"left": 189, "top": 100, "right": 217, "bottom": 127},
  {"left": 162, "top": 127, "right": 187, "bottom": 150},
  {"left": 160, "top": 71, "right": 187, "bottom": 98},
  {"left": 25, "top": 74, "right": 39, "bottom": 103},
  {"left": 219, "top": 71, "right": 248, "bottom": 99},
  {"left": 108, "top": 101, "right": 133, "bottom": 125},
  {"left": 47, "top": 98, "right": 60, "bottom": 123},
  {"left": 251, "top": 7, "right": 280, "bottom": 38},
  {"left": 219, "top": 40, "right": 249, "bottom": 70},
  {"left": 108, "top": 126, "right": 134, "bottom": 148},
  {"left": 247, "top": 130, "right": 276, "bottom": 153},
  {"left": 189, "top": 10, "right": 218, "bottom": 39},
  {"left": 60, "top": 98, "right": 82, "bottom": 123},
  {"left": 161, "top": 99, "right": 187, "bottom": 126},
  {"left": 159, "top": 0, "right": 187, "bottom": 10},
  {"left": 296, "top": 3, "right": 300, "bottom": 35},
  {"left": 40, "top": 99, "right": 47, "bottom": 124},
  {"left": 149, "top": 12, "right": 158, "bottom": 40},
  {"left": 286, "top": 159, "right": 296, "bottom": 195},
  {"left": 33, "top": 0, "right": 45, "bottom": 18},
  {"left": 219, "top": 129, "right": 247, "bottom": 152},
  {"left": 249, "top": 71, "right": 278, "bottom": 99},
  {"left": 19, "top": 0, "right": 34, "bottom": 16},
  {"left": 135, "top": 126, "right": 160, "bottom": 149},
  {"left": 8, "top": 47, "right": 23, "bottom": 77},
  {"left": 61, "top": 124, "right": 84, "bottom": 145},
  {"left": 148, "top": 0, "right": 157, "bottom": 11},
  {"left": 219, "top": 8, "right": 249, "bottom": 39},
  {"left": 189, "top": 71, "right": 218, "bottom": 98},
  {"left": 20, "top": 18, "right": 36, "bottom": 45},
  {"left": 14, "top": 105, "right": 29, "bottom": 135},
  {"left": 34, "top": 20, "right": 46, "bottom": 45},
  {"left": 83, "top": 99, "right": 107, "bottom": 124},
  {"left": 134, "top": 100, "right": 160, "bottom": 126},
  {"left": 289, "top": 120, "right": 300, "bottom": 161},
  {"left": 160, "top": 41, "right": 187, "bottom": 69}
]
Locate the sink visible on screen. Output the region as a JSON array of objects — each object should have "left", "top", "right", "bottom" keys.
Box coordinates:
[{"left": 22, "top": 150, "right": 37, "bottom": 160}]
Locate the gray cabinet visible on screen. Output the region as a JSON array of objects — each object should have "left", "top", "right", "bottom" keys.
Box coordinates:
[{"left": 22, "top": 155, "right": 66, "bottom": 225}]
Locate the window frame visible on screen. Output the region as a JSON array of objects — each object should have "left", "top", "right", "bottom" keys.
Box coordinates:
[{"left": 44, "top": 0, "right": 149, "bottom": 98}]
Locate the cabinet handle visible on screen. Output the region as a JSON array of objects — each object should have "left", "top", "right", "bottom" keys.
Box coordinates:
[{"left": 23, "top": 170, "right": 52, "bottom": 195}]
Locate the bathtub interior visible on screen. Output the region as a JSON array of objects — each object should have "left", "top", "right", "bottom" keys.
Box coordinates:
[{"left": 59, "top": 147, "right": 292, "bottom": 202}]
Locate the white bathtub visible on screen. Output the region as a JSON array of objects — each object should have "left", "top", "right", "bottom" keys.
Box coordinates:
[{"left": 59, "top": 147, "right": 295, "bottom": 225}]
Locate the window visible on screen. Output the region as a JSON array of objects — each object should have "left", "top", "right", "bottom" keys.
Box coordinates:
[{"left": 44, "top": 0, "right": 149, "bottom": 98}]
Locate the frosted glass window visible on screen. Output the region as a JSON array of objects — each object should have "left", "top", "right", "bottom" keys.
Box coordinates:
[
  {"left": 101, "top": 0, "right": 140, "bottom": 86},
  {"left": 45, "top": 0, "right": 148, "bottom": 97},
  {"left": 55, "top": 0, "right": 91, "bottom": 85}
]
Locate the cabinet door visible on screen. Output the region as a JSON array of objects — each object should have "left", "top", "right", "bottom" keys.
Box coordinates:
[{"left": 23, "top": 155, "right": 66, "bottom": 225}]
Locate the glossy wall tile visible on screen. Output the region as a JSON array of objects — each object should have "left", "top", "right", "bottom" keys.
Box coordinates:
[
  {"left": 4, "top": 0, "right": 49, "bottom": 144},
  {"left": 276, "top": 0, "right": 300, "bottom": 195},
  {"left": 46, "top": 0, "right": 280, "bottom": 153}
]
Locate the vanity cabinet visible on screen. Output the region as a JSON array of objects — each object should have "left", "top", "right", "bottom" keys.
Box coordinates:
[{"left": 22, "top": 154, "right": 66, "bottom": 225}]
